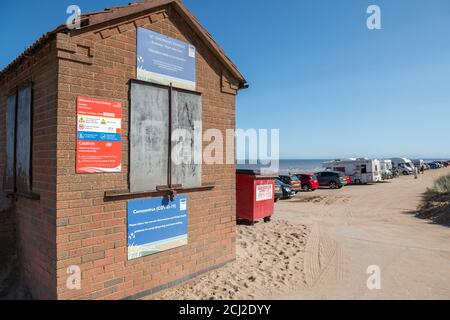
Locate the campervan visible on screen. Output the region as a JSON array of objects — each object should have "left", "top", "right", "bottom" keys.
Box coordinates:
[
  {"left": 379, "top": 159, "right": 393, "bottom": 180},
  {"left": 322, "top": 158, "right": 382, "bottom": 184},
  {"left": 390, "top": 157, "right": 414, "bottom": 175},
  {"left": 412, "top": 159, "right": 424, "bottom": 170}
]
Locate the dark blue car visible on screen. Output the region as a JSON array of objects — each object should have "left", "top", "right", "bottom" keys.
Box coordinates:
[
  {"left": 275, "top": 179, "right": 296, "bottom": 200},
  {"left": 428, "top": 162, "right": 440, "bottom": 169}
]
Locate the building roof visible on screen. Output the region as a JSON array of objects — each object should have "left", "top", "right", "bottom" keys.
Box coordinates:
[{"left": 0, "top": 0, "right": 247, "bottom": 88}]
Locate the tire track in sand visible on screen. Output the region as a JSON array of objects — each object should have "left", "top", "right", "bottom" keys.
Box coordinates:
[{"left": 303, "top": 224, "right": 346, "bottom": 288}]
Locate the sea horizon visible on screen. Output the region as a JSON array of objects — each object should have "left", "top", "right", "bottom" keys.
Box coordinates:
[{"left": 236, "top": 158, "right": 450, "bottom": 174}]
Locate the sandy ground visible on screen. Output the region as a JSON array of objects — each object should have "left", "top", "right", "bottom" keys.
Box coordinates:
[
  {"left": 150, "top": 168, "right": 450, "bottom": 300},
  {"left": 276, "top": 167, "right": 450, "bottom": 300},
  {"left": 150, "top": 221, "right": 310, "bottom": 300}
]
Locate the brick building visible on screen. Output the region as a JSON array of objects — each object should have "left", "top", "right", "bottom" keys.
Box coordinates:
[{"left": 0, "top": 0, "right": 246, "bottom": 300}]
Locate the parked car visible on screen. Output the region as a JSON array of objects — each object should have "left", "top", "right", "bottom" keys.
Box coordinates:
[
  {"left": 435, "top": 161, "right": 449, "bottom": 168},
  {"left": 278, "top": 174, "right": 302, "bottom": 193},
  {"left": 294, "top": 173, "right": 319, "bottom": 192},
  {"left": 345, "top": 175, "right": 351, "bottom": 185},
  {"left": 428, "top": 162, "right": 441, "bottom": 169},
  {"left": 274, "top": 182, "right": 283, "bottom": 202},
  {"left": 315, "top": 171, "right": 347, "bottom": 189},
  {"left": 275, "top": 179, "right": 296, "bottom": 199}
]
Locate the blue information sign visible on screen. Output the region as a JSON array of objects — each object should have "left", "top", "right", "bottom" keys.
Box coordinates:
[
  {"left": 137, "top": 27, "right": 196, "bottom": 90},
  {"left": 127, "top": 196, "right": 188, "bottom": 260}
]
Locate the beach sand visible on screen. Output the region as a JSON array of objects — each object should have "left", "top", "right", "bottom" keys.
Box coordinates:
[
  {"left": 149, "top": 221, "right": 310, "bottom": 300},
  {"left": 149, "top": 168, "right": 450, "bottom": 300}
]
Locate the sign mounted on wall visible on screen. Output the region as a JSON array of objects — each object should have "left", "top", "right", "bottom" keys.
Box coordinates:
[
  {"left": 256, "top": 184, "right": 273, "bottom": 202},
  {"left": 76, "top": 97, "right": 122, "bottom": 174},
  {"left": 127, "top": 196, "right": 188, "bottom": 260},
  {"left": 137, "top": 27, "right": 196, "bottom": 91}
]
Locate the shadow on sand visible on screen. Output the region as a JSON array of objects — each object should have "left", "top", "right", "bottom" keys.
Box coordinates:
[{"left": 406, "top": 191, "right": 450, "bottom": 227}]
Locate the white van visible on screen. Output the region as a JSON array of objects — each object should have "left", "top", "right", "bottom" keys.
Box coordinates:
[
  {"left": 322, "top": 158, "right": 382, "bottom": 184},
  {"left": 390, "top": 157, "right": 414, "bottom": 175},
  {"left": 379, "top": 159, "right": 393, "bottom": 180}
]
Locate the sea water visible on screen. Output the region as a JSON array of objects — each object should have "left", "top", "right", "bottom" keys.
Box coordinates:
[{"left": 236, "top": 159, "right": 331, "bottom": 174}]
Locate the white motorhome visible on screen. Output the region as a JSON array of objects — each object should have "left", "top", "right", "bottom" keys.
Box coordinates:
[
  {"left": 390, "top": 157, "right": 415, "bottom": 175},
  {"left": 412, "top": 159, "right": 424, "bottom": 170},
  {"left": 322, "top": 158, "right": 382, "bottom": 184},
  {"left": 379, "top": 159, "right": 393, "bottom": 180}
]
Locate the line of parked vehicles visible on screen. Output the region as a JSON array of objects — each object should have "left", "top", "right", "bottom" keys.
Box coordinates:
[{"left": 274, "top": 158, "right": 450, "bottom": 202}]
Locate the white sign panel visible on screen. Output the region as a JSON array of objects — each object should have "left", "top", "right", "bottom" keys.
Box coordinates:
[{"left": 256, "top": 184, "right": 273, "bottom": 202}]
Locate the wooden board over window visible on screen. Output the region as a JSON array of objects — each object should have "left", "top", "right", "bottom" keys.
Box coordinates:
[
  {"left": 16, "top": 85, "right": 32, "bottom": 192},
  {"left": 4, "top": 95, "right": 16, "bottom": 192},
  {"left": 129, "top": 81, "right": 203, "bottom": 193},
  {"left": 130, "top": 82, "right": 170, "bottom": 193},
  {"left": 171, "top": 89, "right": 202, "bottom": 188}
]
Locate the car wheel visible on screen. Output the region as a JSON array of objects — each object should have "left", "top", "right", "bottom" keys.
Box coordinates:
[
  {"left": 329, "top": 181, "right": 337, "bottom": 189},
  {"left": 403, "top": 171, "right": 409, "bottom": 175},
  {"left": 264, "top": 217, "right": 271, "bottom": 223},
  {"left": 302, "top": 185, "right": 310, "bottom": 192}
]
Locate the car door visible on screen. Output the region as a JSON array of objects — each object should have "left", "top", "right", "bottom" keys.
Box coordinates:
[
  {"left": 324, "top": 172, "right": 334, "bottom": 185},
  {"left": 316, "top": 172, "right": 325, "bottom": 185}
]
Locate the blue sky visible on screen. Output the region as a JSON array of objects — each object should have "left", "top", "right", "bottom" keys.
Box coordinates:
[{"left": 1, "top": 0, "right": 449, "bottom": 159}]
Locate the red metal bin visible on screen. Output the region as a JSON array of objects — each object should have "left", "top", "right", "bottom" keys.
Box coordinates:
[{"left": 236, "top": 170, "right": 276, "bottom": 224}]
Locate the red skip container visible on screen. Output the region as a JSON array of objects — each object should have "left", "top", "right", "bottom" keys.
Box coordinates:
[{"left": 236, "top": 169, "right": 276, "bottom": 224}]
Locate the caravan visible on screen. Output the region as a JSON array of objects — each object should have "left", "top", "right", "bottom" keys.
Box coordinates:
[
  {"left": 390, "top": 158, "right": 415, "bottom": 175},
  {"left": 379, "top": 159, "right": 393, "bottom": 180},
  {"left": 322, "top": 158, "right": 382, "bottom": 184}
]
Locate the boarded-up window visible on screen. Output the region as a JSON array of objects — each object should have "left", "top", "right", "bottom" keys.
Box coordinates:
[
  {"left": 4, "top": 95, "right": 16, "bottom": 192},
  {"left": 171, "top": 90, "right": 202, "bottom": 188},
  {"left": 16, "top": 86, "right": 32, "bottom": 192},
  {"left": 3, "top": 85, "right": 32, "bottom": 193},
  {"left": 130, "top": 82, "right": 169, "bottom": 192},
  {"left": 129, "top": 81, "right": 202, "bottom": 192}
]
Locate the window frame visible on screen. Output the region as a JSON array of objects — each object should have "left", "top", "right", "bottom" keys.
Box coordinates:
[
  {"left": 3, "top": 82, "right": 37, "bottom": 199},
  {"left": 128, "top": 79, "right": 204, "bottom": 194}
]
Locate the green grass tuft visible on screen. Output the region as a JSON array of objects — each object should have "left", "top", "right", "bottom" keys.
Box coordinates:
[{"left": 429, "top": 174, "right": 450, "bottom": 195}]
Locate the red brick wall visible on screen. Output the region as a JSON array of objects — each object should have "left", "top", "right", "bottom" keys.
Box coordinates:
[
  {"left": 0, "top": 93, "right": 4, "bottom": 189},
  {"left": 0, "top": 40, "right": 59, "bottom": 300},
  {"left": 55, "top": 5, "right": 237, "bottom": 300},
  {"left": 0, "top": 206, "right": 15, "bottom": 272}
]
